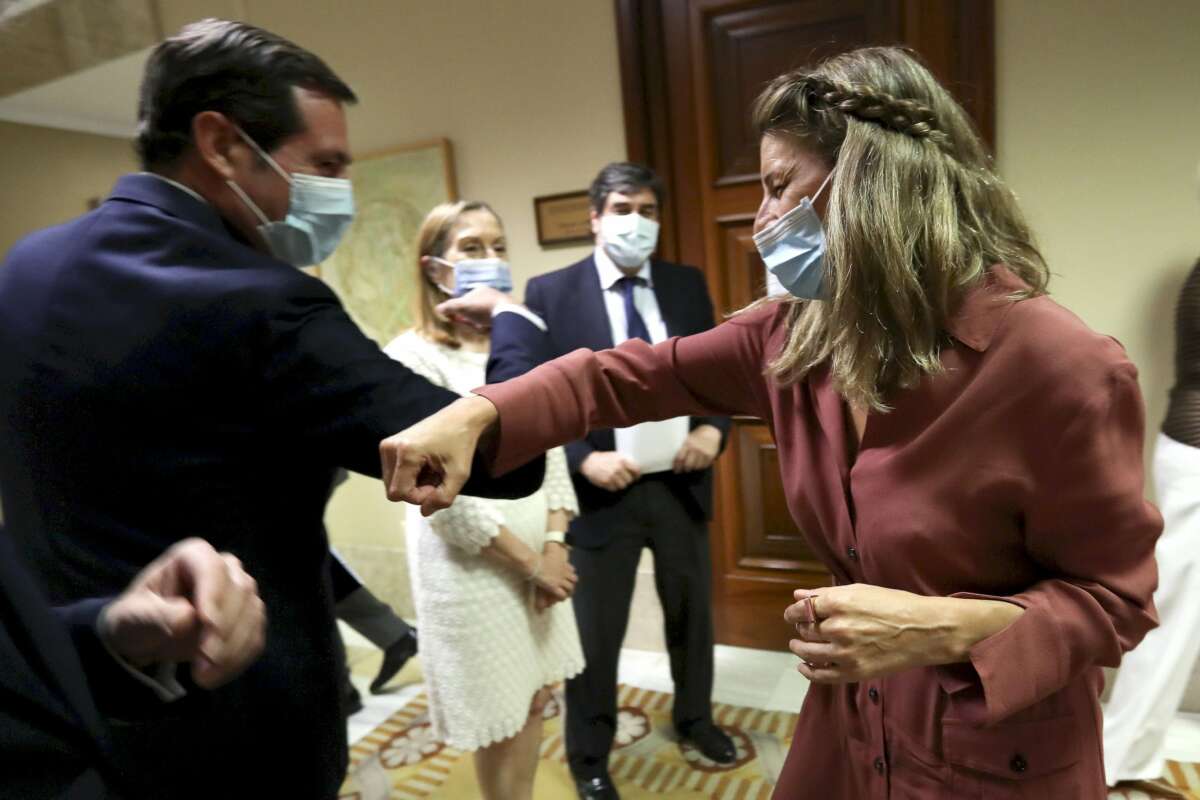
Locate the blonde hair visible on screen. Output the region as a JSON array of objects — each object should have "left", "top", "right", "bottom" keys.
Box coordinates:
[
  {"left": 413, "top": 200, "right": 501, "bottom": 349},
  {"left": 750, "top": 46, "right": 1047, "bottom": 410}
]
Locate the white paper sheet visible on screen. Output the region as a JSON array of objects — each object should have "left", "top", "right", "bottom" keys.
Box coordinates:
[{"left": 614, "top": 416, "right": 690, "bottom": 475}]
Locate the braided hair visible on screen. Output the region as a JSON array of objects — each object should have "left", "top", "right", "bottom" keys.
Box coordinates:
[
  {"left": 802, "top": 76, "right": 952, "bottom": 152},
  {"left": 747, "top": 46, "right": 1047, "bottom": 410}
]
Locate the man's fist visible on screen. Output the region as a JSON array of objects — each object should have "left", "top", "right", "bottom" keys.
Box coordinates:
[{"left": 100, "top": 538, "right": 266, "bottom": 689}]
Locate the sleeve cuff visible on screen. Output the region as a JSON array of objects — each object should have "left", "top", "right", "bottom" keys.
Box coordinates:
[
  {"left": 492, "top": 303, "right": 547, "bottom": 332},
  {"left": 935, "top": 593, "right": 1052, "bottom": 725},
  {"left": 428, "top": 503, "right": 504, "bottom": 556},
  {"left": 475, "top": 359, "right": 579, "bottom": 475},
  {"left": 96, "top": 607, "right": 187, "bottom": 703}
]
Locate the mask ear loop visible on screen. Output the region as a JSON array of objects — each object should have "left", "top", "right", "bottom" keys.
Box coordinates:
[
  {"left": 232, "top": 124, "right": 293, "bottom": 185},
  {"left": 226, "top": 179, "right": 272, "bottom": 226},
  {"left": 812, "top": 169, "right": 835, "bottom": 203},
  {"left": 428, "top": 256, "right": 456, "bottom": 296},
  {"left": 226, "top": 123, "right": 292, "bottom": 227}
]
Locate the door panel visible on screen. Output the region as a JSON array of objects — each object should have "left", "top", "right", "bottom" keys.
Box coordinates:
[
  {"left": 704, "top": 0, "right": 885, "bottom": 184},
  {"left": 616, "top": 0, "right": 995, "bottom": 650}
]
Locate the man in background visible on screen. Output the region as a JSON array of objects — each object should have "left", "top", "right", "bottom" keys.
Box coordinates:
[{"left": 490, "top": 163, "right": 735, "bottom": 800}]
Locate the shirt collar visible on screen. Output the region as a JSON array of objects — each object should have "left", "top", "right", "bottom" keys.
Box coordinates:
[
  {"left": 593, "top": 245, "right": 652, "bottom": 290},
  {"left": 139, "top": 172, "right": 208, "bottom": 206},
  {"left": 943, "top": 264, "right": 1027, "bottom": 352}
]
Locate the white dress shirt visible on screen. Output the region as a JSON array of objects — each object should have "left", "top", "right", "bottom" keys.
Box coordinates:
[
  {"left": 141, "top": 172, "right": 208, "bottom": 206},
  {"left": 592, "top": 245, "right": 668, "bottom": 345},
  {"left": 593, "top": 247, "right": 688, "bottom": 472}
]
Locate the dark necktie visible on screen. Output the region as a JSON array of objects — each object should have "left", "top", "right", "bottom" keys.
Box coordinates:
[{"left": 615, "top": 275, "right": 651, "bottom": 343}]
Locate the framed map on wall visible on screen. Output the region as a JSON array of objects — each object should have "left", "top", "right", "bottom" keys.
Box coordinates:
[{"left": 317, "top": 139, "right": 457, "bottom": 345}]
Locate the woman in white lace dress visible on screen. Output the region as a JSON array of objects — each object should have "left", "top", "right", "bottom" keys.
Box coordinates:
[{"left": 384, "top": 200, "right": 584, "bottom": 800}]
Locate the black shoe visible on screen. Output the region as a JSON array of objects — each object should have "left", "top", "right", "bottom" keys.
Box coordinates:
[
  {"left": 574, "top": 774, "right": 620, "bottom": 800},
  {"left": 343, "top": 683, "right": 363, "bottom": 717},
  {"left": 369, "top": 629, "right": 418, "bottom": 694},
  {"left": 679, "top": 721, "right": 736, "bottom": 764}
]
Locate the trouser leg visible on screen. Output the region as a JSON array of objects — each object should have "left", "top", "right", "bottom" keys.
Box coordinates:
[
  {"left": 331, "top": 549, "right": 411, "bottom": 649},
  {"left": 564, "top": 511, "right": 643, "bottom": 779},
  {"left": 642, "top": 480, "right": 715, "bottom": 730}
]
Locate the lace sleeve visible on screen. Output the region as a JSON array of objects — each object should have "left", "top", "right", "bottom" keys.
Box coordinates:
[
  {"left": 426, "top": 495, "right": 505, "bottom": 555},
  {"left": 542, "top": 446, "right": 578, "bottom": 516}
]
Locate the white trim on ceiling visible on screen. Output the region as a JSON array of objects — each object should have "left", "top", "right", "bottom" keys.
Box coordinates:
[
  {"left": 0, "top": 106, "right": 135, "bottom": 139},
  {"left": 0, "top": 0, "right": 54, "bottom": 24}
]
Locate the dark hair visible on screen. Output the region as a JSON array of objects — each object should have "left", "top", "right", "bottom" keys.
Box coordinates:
[
  {"left": 135, "top": 18, "right": 357, "bottom": 170},
  {"left": 587, "top": 161, "right": 665, "bottom": 214}
]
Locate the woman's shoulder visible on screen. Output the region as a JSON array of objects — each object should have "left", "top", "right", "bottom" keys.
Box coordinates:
[
  {"left": 993, "top": 287, "right": 1137, "bottom": 407},
  {"left": 728, "top": 298, "right": 794, "bottom": 333},
  {"left": 725, "top": 298, "right": 804, "bottom": 361},
  {"left": 384, "top": 328, "right": 445, "bottom": 359}
]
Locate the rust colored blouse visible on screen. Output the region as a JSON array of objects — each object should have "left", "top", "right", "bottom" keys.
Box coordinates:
[{"left": 477, "top": 266, "right": 1162, "bottom": 798}]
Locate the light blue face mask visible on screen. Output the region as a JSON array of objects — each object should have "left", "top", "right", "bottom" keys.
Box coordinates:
[
  {"left": 226, "top": 126, "right": 355, "bottom": 267},
  {"left": 753, "top": 170, "right": 834, "bottom": 300},
  {"left": 433, "top": 256, "right": 513, "bottom": 297}
]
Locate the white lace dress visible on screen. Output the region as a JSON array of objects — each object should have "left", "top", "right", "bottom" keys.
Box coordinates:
[{"left": 383, "top": 330, "right": 585, "bottom": 751}]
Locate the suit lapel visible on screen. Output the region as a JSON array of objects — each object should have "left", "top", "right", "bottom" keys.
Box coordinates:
[
  {"left": 652, "top": 261, "right": 684, "bottom": 337},
  {"left": 576, "top": 255, "right": 615, "bottom": 351}
]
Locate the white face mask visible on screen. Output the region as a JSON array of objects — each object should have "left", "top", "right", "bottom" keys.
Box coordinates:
[
  {"left": 431, "top": 256, "right": 513, "bottom": 297},
  {"left": 753, "top": 170, "right": 834, "bottom": 300},
  {"left": 600, "top": 213, "right": 660, "bottom": 268},
  {"left": 226, "top": 126, "right": 355, "bottom": 267}
]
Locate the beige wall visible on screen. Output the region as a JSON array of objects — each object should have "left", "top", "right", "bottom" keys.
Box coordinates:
[
  {"left": 996, "top": 0, "right": 1200, "bottom": 709},
  {"left": 0, "top": 120, "right": 136, "bottom": 254},
  {"left": 996, "top": 0, "right": 1200, "bottom": 467}
]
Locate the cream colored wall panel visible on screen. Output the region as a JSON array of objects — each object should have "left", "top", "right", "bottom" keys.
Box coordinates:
[{"left": 996, "top": 0, "right": 1200, "bottom": 713}]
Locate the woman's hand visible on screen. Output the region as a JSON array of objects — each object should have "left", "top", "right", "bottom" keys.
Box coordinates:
[
  {"left": 783, "top": 584, "right": 1023, "bottom": 684},
  {"left": 380, "top": 395, "right": 498, "bottom": 515},
  {"left": 531, "top": 543, "right": 577, "bottom": 607}
]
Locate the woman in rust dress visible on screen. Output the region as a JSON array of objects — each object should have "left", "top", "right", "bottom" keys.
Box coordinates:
[{"left": 381, "top": 46, "right": 1162, "bottom": 799}]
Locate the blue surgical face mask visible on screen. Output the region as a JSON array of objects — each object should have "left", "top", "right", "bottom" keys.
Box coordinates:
[
  {"left": 753, "top": 170, "right": 834, "bottom": 300},
  {"left": 600, "top": 212, "right": 660, "bottom": 269},
  {"left": 432, "top": 256, "right": 513, "bottom": 297},
  {"left": 226, "top": 126, "right": 355, "bottom": 267}
]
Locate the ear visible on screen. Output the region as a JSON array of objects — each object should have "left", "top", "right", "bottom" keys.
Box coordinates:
[
  {"left": 192, "top": 111, "right": 244, "bottom": 180},
  {"left": 589, "top": 208, "right": 602, "bottom": 238},
  {"left": 419, "top": 255, "right": 442, "bottom": 283}
]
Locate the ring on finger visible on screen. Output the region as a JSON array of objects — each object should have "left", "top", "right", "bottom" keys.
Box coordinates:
[{"left": 803, "top": 595, "right": 820, "bottom": 625}]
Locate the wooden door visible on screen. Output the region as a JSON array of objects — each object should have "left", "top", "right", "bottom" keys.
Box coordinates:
[{"left": 615, "top": 0, "right": 995, "bottom": 650}]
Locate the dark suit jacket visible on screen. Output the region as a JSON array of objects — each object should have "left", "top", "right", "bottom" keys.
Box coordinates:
[
  {"left": 490, "top": 255, "right": 730, "bottom": 548},
  {"left": 0, "top": 525, "right": 128, "bottom": 799},
  {"left": 0, "top": 174, "right": 542, "bottom": 799}
]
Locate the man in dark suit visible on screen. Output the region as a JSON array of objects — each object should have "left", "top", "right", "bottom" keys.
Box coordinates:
[
  {"left": 0, "top": 514, "right": 265, "bottom": 799},
  {"left": 0, "top": 19, "right": 539, "bottom": 800},
  {"left": 489, "top": 163, "right": 735, "bottom": 799}
]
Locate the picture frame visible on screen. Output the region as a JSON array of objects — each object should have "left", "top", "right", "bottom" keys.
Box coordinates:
[
  {"left": 534, "top": 189, "right": 593, "bottom": 246},
  {"left": 316, "top": 138, "right": 457, "bottom": 344}
]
